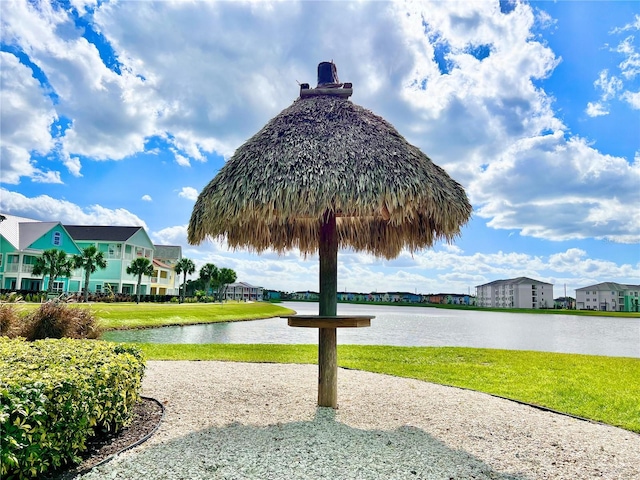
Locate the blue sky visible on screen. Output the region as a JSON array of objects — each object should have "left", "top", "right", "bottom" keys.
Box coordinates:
[{"left": 1, "top": 0, "right": 638, "bottom": 297}]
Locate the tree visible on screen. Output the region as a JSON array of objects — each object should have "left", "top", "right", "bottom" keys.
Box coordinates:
[
  {"left": 174, "top": 258, "right": 196, "bottom": 303},
  {"left": 31, "top": 249, "right": 73, "bottom": 293},
  {"left": 32, "top": 257, "right": 48, "bottom": 291},
  {"left": 217, "top": 267, "right": 237, "bottom": 302},
  {"left": 199, "top": 263, "right": 219, "bottom": 296},
  {"left": 126, "top": 257, "right": 154, "bottom": 304},
  {"left": 73, "top": 246, "right": 107, "bottom": 302}
]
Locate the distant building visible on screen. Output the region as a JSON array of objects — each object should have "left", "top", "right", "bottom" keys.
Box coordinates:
[
  {"left": 151, "top": 245, "right": 182, "bottom": 295},
  {"left": 554, "top": 296, "right": 576, "bottom": 309},
  {"left": 576, "top": 282, "right": 640, "bottom": 312},
  {"left": 224, "top": 282, "right": 263, "bottom": 301},
  {"left": 476, "top": 277, "right": 553, "bottom": 309}
]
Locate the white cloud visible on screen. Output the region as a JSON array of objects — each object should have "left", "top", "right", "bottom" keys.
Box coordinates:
[
  {"left": 585, "top": 101, "right": 609, "bottom": 117},
  {"left": 0, "top": 52, "right": 59, "bottom": 184},
  {"left": 141, "top": 194, "right": 153, "bottom": 202},
  {"left": 1, "top": 0, "right": 637, "bottom": 251},
  {"left": 470, "top": 133, "right": 640, "bottom": 243},
  {"left": 174, "top": 152, "right": 190, "bottom": 167},
  {"left": 178, "top": 187, "right": 199, "bottom": 201},
  {"left": 621, "top": 90, "right": 640, "bottom": 109},
  {"left": 0, "top": 188, "right": 147, "bottom": 228}
]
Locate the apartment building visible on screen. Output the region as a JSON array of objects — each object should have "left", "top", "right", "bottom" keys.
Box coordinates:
[
  {"left": 476, "top": 277, "right": 553, "bottom": 309},
  {"left": 576, "top": 282, "right": 640, "bottom": 312}
]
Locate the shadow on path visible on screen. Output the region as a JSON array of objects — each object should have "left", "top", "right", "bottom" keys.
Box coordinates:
[{"left": 83, "top": 407, "right": 528, "bottom": 479}]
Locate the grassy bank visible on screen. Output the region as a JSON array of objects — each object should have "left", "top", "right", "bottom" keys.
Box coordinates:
[
  {"left": 286, "top": 299, "right": 640, "bottom": 317},
  {"left": 139, "top": 343, "right": 640, "bottom": 433},
  {"left": 9, "top": 302, "right": 296, "bottom": 330},
  {"left": 345, "top": 301, "right": 637, "bottom": 317}
]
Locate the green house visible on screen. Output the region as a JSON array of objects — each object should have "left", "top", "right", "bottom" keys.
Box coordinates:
[
  {"left": 63, "top": 225, "right": 156, "bottom": 295},
  {"left": 0, "top": 214, "right": 81, "bottom": 291},
  {"left": 1, "top": 214, "right": 158, "bottom": 296}
]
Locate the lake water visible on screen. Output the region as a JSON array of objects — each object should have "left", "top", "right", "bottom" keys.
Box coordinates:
[{"left": 102, "top": 301, "right": 640, "bottom": 358}]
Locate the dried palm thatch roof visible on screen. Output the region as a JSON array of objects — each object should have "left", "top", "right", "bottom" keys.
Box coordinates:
[{"left": 189, "top": 94, "right": 471, "bottom": 259}]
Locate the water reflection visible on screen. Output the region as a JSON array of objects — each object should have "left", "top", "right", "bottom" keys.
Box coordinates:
[{"left": 102, "top": 301, "right": 640, "bottom": 358}]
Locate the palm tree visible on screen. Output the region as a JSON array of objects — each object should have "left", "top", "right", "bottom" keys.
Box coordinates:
[
  {"left": 199, "top": 263, "right": 219, "bottom": 296},
  {"left": 174, "top": 258, "right": 195, "bottom": 303},
  {"left": 73, "top": 246, "right": 107, "bottom": 302},
  {"left": 126, "top": 257, "right": 154, "bottom": 304},
  {"left": 31, "top": 249, "right": 73, "bottom": 293},
  {"left": 217, "top": 267, "right": 237, "bottom": 302},
  {"left": 32, "top": 256, "right": 48, "bottom": 291}
]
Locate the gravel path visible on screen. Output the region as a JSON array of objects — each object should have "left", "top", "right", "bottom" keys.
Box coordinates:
[{"left": 81, "top": 361, "right": 640, "bottom": 479}]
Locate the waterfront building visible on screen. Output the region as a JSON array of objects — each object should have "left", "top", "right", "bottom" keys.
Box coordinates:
[{"left": 475, "top": 277, "right": 553, "bottom": 309}]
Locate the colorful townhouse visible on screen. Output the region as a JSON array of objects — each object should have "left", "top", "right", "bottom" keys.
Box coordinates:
[
  {"left": 0, "top": 213, "right": 168, "bottom": 297},
  {"left": 575, "top": 282, "right": 640, "bottom": 312},
  {"left": 0, "top": 214, "right": 82, "bottom": 292},
  {"left": 151, "top": 245, "right": 182, "bottom": 295},
  {"left": 62, "top": 225, "right": 155, "bottom": 296},
  {"left": 224, "top": 282, "right": 264, "bottom": 301}
]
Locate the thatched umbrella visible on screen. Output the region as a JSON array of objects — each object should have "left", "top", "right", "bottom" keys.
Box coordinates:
[{"left": 189, "top": 62, "right": 472, "bottom": 407}]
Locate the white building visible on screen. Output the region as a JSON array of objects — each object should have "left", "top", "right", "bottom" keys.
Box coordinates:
[
  {"left": 224, "top": 282, "right": 264, "bottom": 301},
  {"left": 575, "top": 282, "right": 640, "bottom": 312},
  {"left": 476, "top": 277, "right": 554, "bottom": 309}
]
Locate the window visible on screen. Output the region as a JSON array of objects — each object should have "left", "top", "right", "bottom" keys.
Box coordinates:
[
  {"left": 108, "top": 244, "right": 122, "bottom": 259},
  {"left": 96, "top": 285, "right": 102, "bottom": 293},
  {"left": 52, "top": 231, "right": 62, "bottom": 246},
  {"left": 51, "top": 281, "right": 64, "bottom": 293}
]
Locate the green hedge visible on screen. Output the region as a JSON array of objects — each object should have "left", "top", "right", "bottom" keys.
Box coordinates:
[{"left": 0, "top": 338, "right": 145, "bottom": 479}]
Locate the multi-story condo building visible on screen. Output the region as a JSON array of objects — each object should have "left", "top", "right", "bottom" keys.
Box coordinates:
[
  {"left": 224, "top": 282, "right": 264, "bottom": 301},
  {"left": 0, "top": 215, "right": 81, "bottom": 291},
  {"left": 575, "top": 282, "right": 640, "bottom": 312},
  {"left": 476, "top": 277, "right": 553, "bottom": 309},
  {"left": 151, "top": 245, "right": 182, "bottom": 295},
  {"left": 0, "top": 213, "right": 179, "bottom": 297}
]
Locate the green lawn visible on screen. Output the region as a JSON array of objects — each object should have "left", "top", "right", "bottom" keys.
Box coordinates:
[
  {"left": 139, "top": 343, "right": 640, "bottom": 433},
  {"left": 10, "top": 302, "right": 295, "bottom": 330}
]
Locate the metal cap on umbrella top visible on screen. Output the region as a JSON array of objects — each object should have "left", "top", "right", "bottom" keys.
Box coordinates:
[{"left": 188, "top": 62, "right": 472, "bottom": 408}]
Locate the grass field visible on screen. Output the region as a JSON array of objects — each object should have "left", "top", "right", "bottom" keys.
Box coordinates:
[
  {"left": 9, "top": 302, "right": 296, "bottom": 330},
  {"left": 139, "top": 343, "right": 640, "bottom": 433}
]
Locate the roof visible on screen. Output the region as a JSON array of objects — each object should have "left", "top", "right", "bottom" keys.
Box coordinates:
[
  {"left": 64, "top": 225, "right": 144, "bottom": 242},
  {"left": 476, "top": 277, "right": 553, "bottom": 288},
  {"left": 152, "top": 258, "right": 172, "bottom": 269},
  {"left": 153, "top": 245, "right": 182, "bottom": 262},
  {"left": 0, "top": 214, "right": 41, "bottom": 249},
  {"left": 227, "top": 282, "right": 263, "bottom": 289},
  {"left": 18, "top": 222, "right": 60, "bottom": 250},
  {"left": 576, "top": 282, "right": 640, "bottom": 291}
]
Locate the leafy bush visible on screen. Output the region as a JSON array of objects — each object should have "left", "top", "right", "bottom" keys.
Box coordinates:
[
  {"left": 0, "top": 338, "right": 145, "bottom": 479},
  {"left": 20, "top": 302, "right": 102, "bottom": 341}
]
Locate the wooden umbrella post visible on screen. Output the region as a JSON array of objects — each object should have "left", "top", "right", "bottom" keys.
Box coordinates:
[{"left": 318, "top": 210, "right": 338, "bottom": 407}]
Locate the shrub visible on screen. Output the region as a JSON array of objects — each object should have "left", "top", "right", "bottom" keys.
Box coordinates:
[
  {"left": 0, "top": 304, "right": 21, "bottom": 338},
  {"left": 20, "top": 302, "right": 102, "bottom": 341},
  {"left": 0, "top": 338, "right": 145, "bottom": 479}
]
